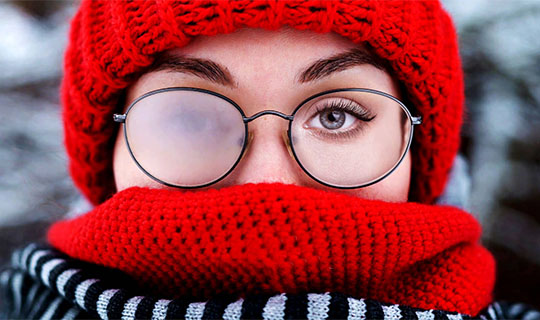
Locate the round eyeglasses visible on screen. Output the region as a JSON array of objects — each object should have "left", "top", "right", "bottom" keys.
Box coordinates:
[{"left": 113, "top": 87, "right": 422, "bottom": 189}]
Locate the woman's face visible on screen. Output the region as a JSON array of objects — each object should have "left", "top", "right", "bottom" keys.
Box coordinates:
[{"left": 113, "top": 27, "right": 411, "bottom": 202}]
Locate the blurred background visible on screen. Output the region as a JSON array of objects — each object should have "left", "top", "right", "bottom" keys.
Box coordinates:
[{"left": 0, "top": 0, "right": 538, "bottom": 308}]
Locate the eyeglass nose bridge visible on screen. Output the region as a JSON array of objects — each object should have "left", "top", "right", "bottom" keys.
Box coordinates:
[
  {"left": 241, "top": 110, "right": 296, "bottom": 160},
  {"left": 243, "top": 110, "right": 294, "bottom": 122}
]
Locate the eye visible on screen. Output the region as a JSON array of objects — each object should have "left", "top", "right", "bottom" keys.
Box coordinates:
[
  {"left": 305, "top": 98, "right": 375, "bottom": 132},
  {"left": 311, "top": 109, "right": 354, "bottom": 130}
]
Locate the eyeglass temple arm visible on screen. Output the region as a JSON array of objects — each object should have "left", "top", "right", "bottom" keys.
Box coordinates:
[
  {"left": 411, "top": 116, "right": 422, "bottom": 125},
  {"left": 113, "top": 114, "right": 126, "bottom": 123}
]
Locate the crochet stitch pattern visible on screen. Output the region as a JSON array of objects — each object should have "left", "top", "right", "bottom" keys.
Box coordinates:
[
  {"left": 62, "top": 0, "right": 463, "bottom": 205},
  {"left": 48, "top": 183, "right": 495, "bottom": 316}
]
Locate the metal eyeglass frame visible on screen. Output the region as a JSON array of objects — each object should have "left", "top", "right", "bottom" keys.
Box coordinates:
[{"left": 113, "top": 87, "right": 422, "bottom": 190}]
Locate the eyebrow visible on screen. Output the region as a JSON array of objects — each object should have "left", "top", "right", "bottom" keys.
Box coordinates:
[
  {"left": 297, "top": 48, "right": 389, "bottom": 83},
  {"left": 149, "top": 53, "right": 237, "bottom": 87},
  {"left": 149, "top": 47, "right": 388, "bottom": 87}
]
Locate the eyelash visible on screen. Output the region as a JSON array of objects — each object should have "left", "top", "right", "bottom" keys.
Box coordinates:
[{"left": 311, "top": 99, "right": 376, "bottom": 140}]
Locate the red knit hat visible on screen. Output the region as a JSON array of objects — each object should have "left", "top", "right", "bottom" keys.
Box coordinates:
[{"left": 62, "top": 0, "right": 463, "bottom": 205}]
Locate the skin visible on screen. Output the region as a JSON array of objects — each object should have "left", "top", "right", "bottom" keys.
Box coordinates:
[{"left": 113, "top": 27, "right": 411, "bottom": 202}]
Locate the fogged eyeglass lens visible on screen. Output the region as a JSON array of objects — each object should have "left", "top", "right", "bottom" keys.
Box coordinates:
[
  {"left": 291, "top": 91, "right": 411, "bottom": 187},
  {"left": 126, "top": 90, "right": 245, "bottom": 186}
]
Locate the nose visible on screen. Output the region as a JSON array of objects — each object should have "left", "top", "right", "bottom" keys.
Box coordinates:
[{"left": 222, "top": 114, "right": 302, "bottom": 186}]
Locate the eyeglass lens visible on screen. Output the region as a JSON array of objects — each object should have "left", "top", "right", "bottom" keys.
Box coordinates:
[
  {"left": 126, "top": 90, "right": 246, "bottom": 187},
  {"left": 290, "top": 91, "right": 410, "bottom": 187},
  {"left": 124, "top": 89, "right": 412, "bottom": 188}
]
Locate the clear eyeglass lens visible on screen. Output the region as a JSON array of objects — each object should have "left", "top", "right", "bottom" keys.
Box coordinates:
[
  {"left": 290, "top": 90, "right": 412, "bottom": 187},
  {"left": 125, "top": 90, "right": 246, "bottom": 187}
]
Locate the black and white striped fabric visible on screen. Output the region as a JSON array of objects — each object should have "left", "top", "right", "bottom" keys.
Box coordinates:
[{"left": 1, "top": 243, "right": 539, "bottom": 320}]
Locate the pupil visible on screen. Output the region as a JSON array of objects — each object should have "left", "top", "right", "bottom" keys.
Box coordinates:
[{"left": 320, "top": 110, "right": 345, "bottom": 129}]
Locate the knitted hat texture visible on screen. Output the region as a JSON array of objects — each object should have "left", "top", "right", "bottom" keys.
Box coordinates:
[
  {"left": 62, "top": 0, "right": 463, "bottom": 205},
  {"left": 48, "top": 183, "right": 495, "bottom": 315}
]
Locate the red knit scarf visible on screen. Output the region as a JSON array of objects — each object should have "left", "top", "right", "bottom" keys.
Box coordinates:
[{"left": 48, "top": 183, "right": 495, "bottom": 316}]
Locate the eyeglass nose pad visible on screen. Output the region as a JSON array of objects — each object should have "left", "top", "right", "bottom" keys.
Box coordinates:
[
  {"left": 239, "top": 131, "right": 254, "bottom": 162},
  {"left": 282, "top": 131, "right": 294, "bottom": 159}
]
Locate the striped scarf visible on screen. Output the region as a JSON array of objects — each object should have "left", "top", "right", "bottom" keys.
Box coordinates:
[{"left": 2, "top": 243, "right": 535, "bottom": 320}]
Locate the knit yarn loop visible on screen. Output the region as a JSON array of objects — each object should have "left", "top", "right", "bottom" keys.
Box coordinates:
[{"left": 48, "top": 183, "right": 495, "bottom": 315}]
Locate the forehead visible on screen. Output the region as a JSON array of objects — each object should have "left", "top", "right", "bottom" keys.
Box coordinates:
[
  {"left": 176, "top": 26, "right": 361, "bottom": 61},
  {"left": 126, "top": 27, "right": 397, "bottom": 107},
  {"left": 165, "top": 27, "right": 377, "bottom": 87}
]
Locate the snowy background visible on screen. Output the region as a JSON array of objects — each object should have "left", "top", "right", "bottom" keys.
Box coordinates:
[{"left": 0, "top": 0, "right": 539, "bottom": 307}]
